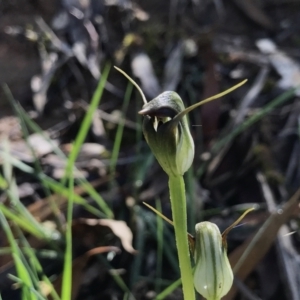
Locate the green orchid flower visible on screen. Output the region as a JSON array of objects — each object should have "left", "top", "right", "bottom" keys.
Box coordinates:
[
  {"left": 115, "top": 66, "right": 246, "bottom": 177},
  {"left": 139, "top": 91, "right": 194, "bottom": 176},
  {"left": 115, "top": 65, "right": 248, "bottom": 300}
]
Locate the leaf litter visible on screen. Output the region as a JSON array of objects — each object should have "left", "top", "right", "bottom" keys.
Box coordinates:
[{"left": 0, "top": 0, "right": 300, "bottom": 299}]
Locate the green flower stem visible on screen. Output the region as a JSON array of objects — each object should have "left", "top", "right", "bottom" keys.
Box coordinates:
[{"left": 169, "top": 175, "right": 195, "bottom": 300}]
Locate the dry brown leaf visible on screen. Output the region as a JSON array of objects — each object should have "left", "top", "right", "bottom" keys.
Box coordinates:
[
  {"left": 84, "top": 218, "right": 137, "bottom": 254},
  {"left": 28, "top": 133, "right": 59, "bottom": 157}
]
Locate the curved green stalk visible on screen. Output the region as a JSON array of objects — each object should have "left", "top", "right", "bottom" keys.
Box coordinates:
[{"left": 169, "top": 175, "right": 195, "bottom": 300}]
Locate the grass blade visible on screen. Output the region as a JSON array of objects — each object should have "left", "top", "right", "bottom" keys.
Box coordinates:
[
  {"left": 110, "top": 82, "right": 133, "bottom": 177},
  {"left": 61, "top": 168, "right": 74, "bottom": 300}
]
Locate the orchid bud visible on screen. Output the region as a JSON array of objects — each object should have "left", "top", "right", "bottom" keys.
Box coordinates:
[
  {"left": 192, "top": 208, "right": 254, "bottom": 300},
  {"left": 139, "top": 91, "right": 194, "bottom": 177},
  {"left": 193, "top": 222, "right": 233, "bottom": 300},
  {"left": 143, "top": 200, "right": 254, "bottom": 300}
]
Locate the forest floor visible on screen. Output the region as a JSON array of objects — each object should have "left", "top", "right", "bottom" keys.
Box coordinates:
[{"left": 0, "top": 1, "right": 300, "bottom": 300}]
